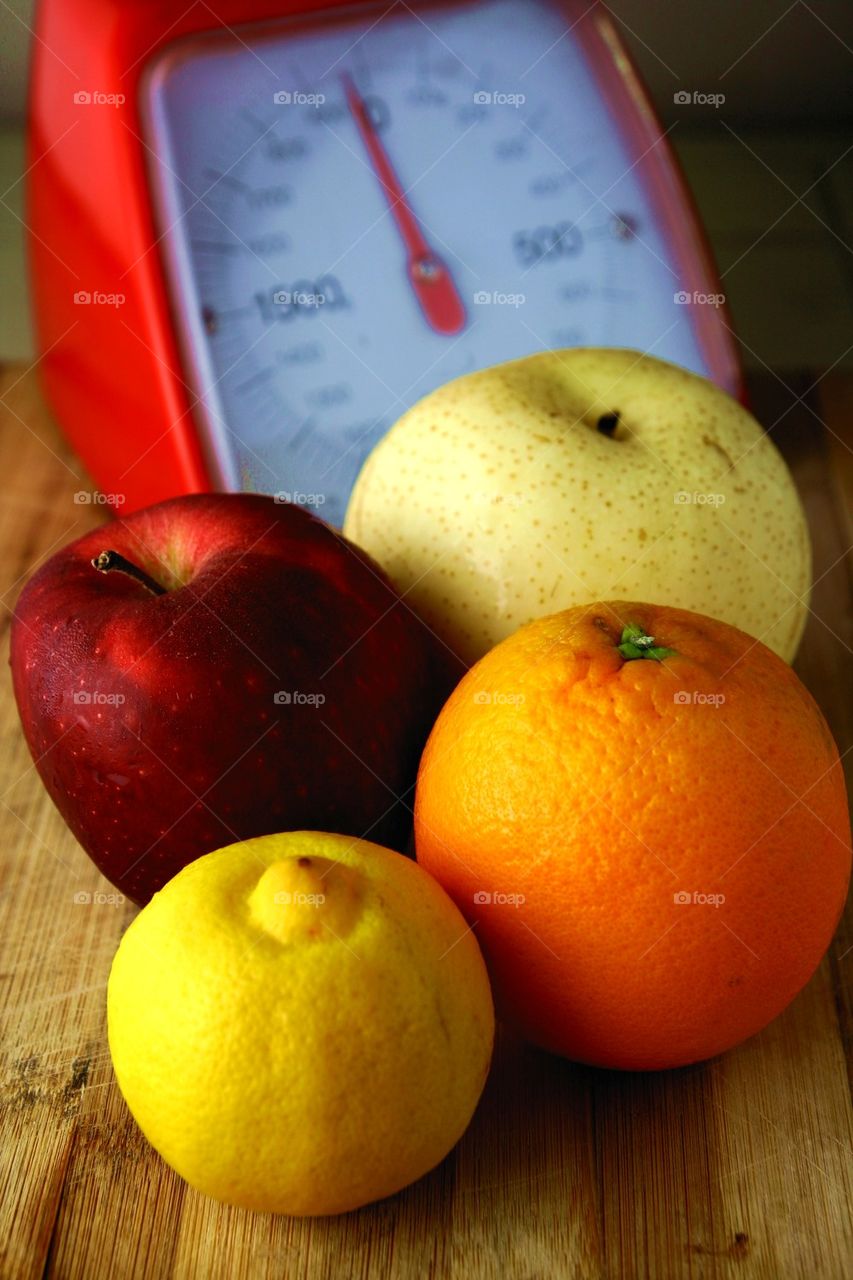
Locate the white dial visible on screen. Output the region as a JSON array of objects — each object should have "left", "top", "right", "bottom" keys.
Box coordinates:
[{"left": 145, "top": 0, "right": 725, "bottom": 524}]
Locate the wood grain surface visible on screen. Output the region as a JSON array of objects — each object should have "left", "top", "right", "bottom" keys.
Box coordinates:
[{"left": 0, "top": 364, "right": 851, "bottom": 1280}]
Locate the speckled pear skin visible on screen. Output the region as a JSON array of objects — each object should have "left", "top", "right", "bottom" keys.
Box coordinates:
[{"left": 344, "top": 349, "right": 811, "bottom": 666}]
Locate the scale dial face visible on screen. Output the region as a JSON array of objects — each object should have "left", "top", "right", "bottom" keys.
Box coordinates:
[{"left": 145, "top": 0, "right": 723, "bottom": 524}]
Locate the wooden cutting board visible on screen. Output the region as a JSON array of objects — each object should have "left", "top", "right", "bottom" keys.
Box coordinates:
[{"left": 0, "top": 364, "right": 851, "bottom": 1280}]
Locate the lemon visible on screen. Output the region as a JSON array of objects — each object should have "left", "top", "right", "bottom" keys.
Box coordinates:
[{"left": 107, "top": 831, "right": 494, "bottom": 1215}]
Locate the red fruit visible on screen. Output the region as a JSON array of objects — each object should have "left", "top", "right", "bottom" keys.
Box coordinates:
[{"left": 11, "top": 493, "right": 456, "bottom": 903}]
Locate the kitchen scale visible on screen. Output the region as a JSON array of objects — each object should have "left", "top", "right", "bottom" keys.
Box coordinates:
[{"left": 29, "top": 0, "right": 740, "bottom": 522}]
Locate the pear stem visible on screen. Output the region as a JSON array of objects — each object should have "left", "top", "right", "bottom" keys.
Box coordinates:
[{"left": 91, "top": 550, "right": 167, "bottom": 596}]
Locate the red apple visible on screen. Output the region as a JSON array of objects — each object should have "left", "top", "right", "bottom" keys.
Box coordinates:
[{"left": 11, "top": 493, "right": 458, "bottom": 903}]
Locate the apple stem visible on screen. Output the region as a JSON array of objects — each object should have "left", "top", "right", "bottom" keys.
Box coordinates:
[{"left": 91, "top": 550, "right": 167, "bottom": 596}]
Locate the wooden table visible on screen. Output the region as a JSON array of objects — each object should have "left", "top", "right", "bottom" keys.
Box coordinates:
[{"left": 1, "top": 365, "right": 851, "bottom": 1280}]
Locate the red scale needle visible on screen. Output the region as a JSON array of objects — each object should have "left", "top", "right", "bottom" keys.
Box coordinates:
[{"left": 343, "top": 73, "right": 466, "bottom": 336}]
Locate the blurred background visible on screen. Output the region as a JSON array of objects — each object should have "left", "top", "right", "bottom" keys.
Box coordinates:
[{"left": 0, "top": 0, "right": 852, "bottom": 372}]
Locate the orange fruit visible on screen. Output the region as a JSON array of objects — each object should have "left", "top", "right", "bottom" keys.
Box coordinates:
[{"left": 415, "top": 602, "right": 851, "bottom": 1070}]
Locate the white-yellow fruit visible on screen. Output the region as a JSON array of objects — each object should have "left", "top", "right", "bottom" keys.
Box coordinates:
[{"left": 344, "top": 349, "right": 811, "bottom": 664}]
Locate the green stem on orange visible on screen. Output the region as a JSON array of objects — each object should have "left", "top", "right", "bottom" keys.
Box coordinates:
[{"left": 617, "top": 622, "right": 676, "bottom": 662}]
